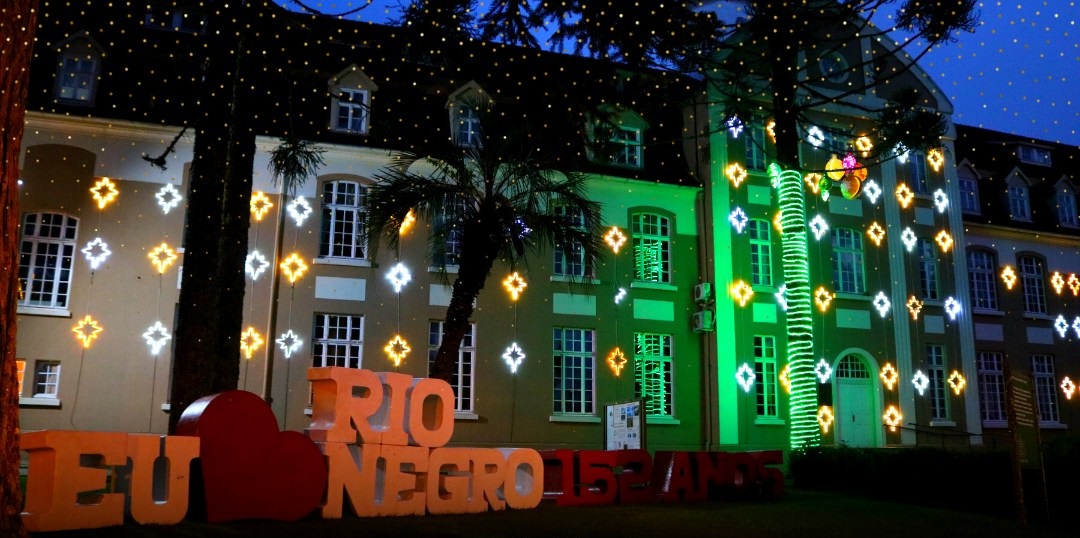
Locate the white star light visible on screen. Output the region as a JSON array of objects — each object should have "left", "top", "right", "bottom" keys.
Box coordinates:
[
  {"left": 502, "top": 342, "right": 526, "bottom": 374},
  {"left": 932, "top": 189, "right": 949, "bottom": 213},
  {"left": 1073, "top": 316, "right": 1080, "bottom": 338},
  {"left": 245, "top": 250, "right": 270, "bottom": 280},
  {"left": 895, "top": 144, "right": 911, "bottom": 164},
  {"left": 155, "top": 184, "right": 183, "bottom": 214},
  {"left": 862, "top": 179, "right": 882, "bottom": 205},
  {"left": 276, "top": 330, "right": 303, "bottom": 359},
  {"left": 386, "top": 262, "right": 412, "bottom": 293},
  {"left": 726, "top": 116, "right": 744, "bottom": 138},
  {"left": 806, "top": 126, "right": 825, "bottom": 148},
  {"left": 614, "top": 287, "right": 627, "bottom": 304},
  {"left": 142, "top": 321, "right": 172, "bottom": 355},
  {"left": 82, "top": 237, "right": 112, "bottom": 270},
  {"left": 901, "top": 227, "right": 918, "bottom": 252},
  {"left": 872, "top": 291, "right": 891, "bottom": 318},
  {"left": 814, "top": 358, "right": 833, "bottom": 383},
  {"left": 809, "top": 214, "right": 829, "bottom": 240},
  {"left": 944, "top": 297, "right": 962, "bottom": 320},
  {"left": 287, "top": 196, "right": 313, "bottom": 226},
  {"left": 728, "top": 207, "right": 748, "bottom": 234},
  {"left": 912, "top": 370, "right": 930, "bottom": 396},
  {"left": 736, "top": 362, "right": 756, "bottom": 392},
  {"left": 775, "top": 285, "right": 789, "bottom": 311},
  {"left": 1054, "top": 315, "right": 1069, "bottom": 338}
]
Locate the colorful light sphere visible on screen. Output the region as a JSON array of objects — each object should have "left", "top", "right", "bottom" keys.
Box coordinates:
[
  {"left": 250, "top": 191, "right": 274, "bottom": 221},
  {"left": 502, "top": 272, "right": 528, "bottom": 301},
  {"left": 948, "top": 370, "right": 966, "bottom": 395},
  {"left": 276, "top": 330, "right": 303, "bottom": 359},
  {"left": 502, "top": 342, "right": 526, "bottom": 374},
  {"left": 245, "top": 250, "right": 270, "bottom": 280},
  {"left": 386, "top": 262, "right": 413, "bottom": 293},
  {"left": 862, "top": 179, "right": 882, "bottom": 204},
  {"left": 883, "top": 405, "right": 903, "bottom": 431},
  {"left": 866, "top": 222, "right": 885, "bottom": 247},
  {"left": 907, "top": 296, "right": 924, "bottom": 320},
  {"left": 1001, "top": 266, "right": 1017, "bottom": 290},
  {"left": 156, "top": 183, "right": 183, "bottom": 214},
  {"left": 736, "top": 362, "right": 756, "bottom": 393},
  {"left": 148, "top": 242, "right": 178, "bottom": 274},
  {"left": 879, "top": 363, "right": 899, "bottom": 390},
  {"left": 82, "top": 237, "right": 112, "bottom": 270},
  {"left": 779, "top": 363, "right": 791, "bottom": 393},
  {"left": 72, "top": 315, "right": 103, "bottom": 348},
  {"left": 808, "top": 214, "right": 829, "bottom": 241},
  {"left": 840, "top": 175, "right": 861, "bottom": 200},
  {"left": 385, "top": 334, "right": 412, "bottom": 367},
  {"left": 240, "top": 327, "right": 264, "bottom": 360},
  {"left": 825, "top": 154, "right": 845, "bottom": 181},
  {"left": 943, "top": 297, "right": 962, "bottom": 320},
  {"left": 774, "top": 285, "right": 789, "bottom": 312},
  {"left": 854, "top": 136, "right": 873, "bottom": 156},
  {"left": 606, "top": 347, "right": 627, "bottom": 376},
  {"left": 1050, "top": 272, "right": 1065, "bottom": 295},
  {"left": 731, "top": 280, "right": 754, "bottom": 307},
  {"left": 725, "top": 163, "right": 748, "bottom": 187},
  {"left": 280, "top": 253, "right": 309, "bottom": 284},
  {"left": 814, "top": 358, "right": 833, "bottom": 383},
  {"left": 142, "top": 321, "right": 172, "bottom": 355},
  {"left": 1069, "top": 273, "right": 1080, "bottom": 295},
  {"left": 817, "top": 406, "right": 835, "bottom": 433},
  {"left": 614, "top": 287, "right": 627, "bottom": 304},
  {"left": 806, "top": 126, "right": 825, "bottom": 148},
  {"left": 728, "top": 207, "right": 749, "bottom": 234},
  {"left": 895, "top": 183, "right": 914, "bottom": 209},
  {"left": 912, "top": 370, "right": 930, "bottom": 396},
  {"left": 935, "top": 230, "right": 954, "bottom": 253},
  {"left": 287, "top": 196, "right": 313, "bottom": 226},
  {"left": 604, "top": 226, "right": 627, "bottom": 253},
  {"left": 91, "top": 177, "right": 119, "bottom": 209},
  {"left": 900, "top": 227, "right": 918, "bottom": 252},
  {"left": 932, "top": 189, "right": 949, "bottom": 213},
  {"left": 1062, "top": 377, "right": 1076, "bottom": 400},
  {"left": 926, "top": 148, "right": 945, "bottom": 172},
  {"left": 814, "top": 286, "right": 834, "bottom": 313},
  {"left": 398, "top": 209, "right": 416, "bottom": 235},
  {"left": 872, "top": 291, "right": 891, "bottom": 318}
]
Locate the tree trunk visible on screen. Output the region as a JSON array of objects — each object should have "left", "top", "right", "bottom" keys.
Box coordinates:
[
  {"left": 168, "top": 3, "right": 256, "bottom": 432},
  {"left": 0, "top": 2, "right": 36, "bottom": 535}
]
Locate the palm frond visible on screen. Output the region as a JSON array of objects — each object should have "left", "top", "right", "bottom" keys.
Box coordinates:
[{"left": 269, "top": 136, "right": 326, "bottom": 196}]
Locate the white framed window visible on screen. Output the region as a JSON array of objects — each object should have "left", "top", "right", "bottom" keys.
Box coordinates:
[
  {"left": 433, "top": 195, "right": 466, "bottom": 268},
  {"left": 909, "top": 152, "right": 930, "bottom": 195},
  {"left": 428, "top": 321, "right": 475, "bottom": 413},
  {"left": 1056, "top": 189, "right": 1078, "bottom": 228},
  {"left": 632, "top": 212, "right": 671, "bottom": 284},
  {"left": 54, "top": 40, "right": 100, "bottom": 105},
  {"left": 552, "top": 328, "right": 595, "bottom": 415},
  {"left": 1008, "top": 184, "right": 1031, "bottom": 221},
  {"left": 754, "top": 336, "right": 778, "bottom": 419},
  {"left": 976, "top": 351, "right": 1006, "bottom": 426},
  {"left": 1031, "top": 354, "right": 1060, "bottom": 424},
  {"left": 634, "top": 332, "right": 674, "bottom": 418},
  {"left": 832, "top": 227, "right": 865, "bottom": 294},
  {"left": 19, "top": 212, "right": 78, "bottom": 310},
  {"left": 1018, "top": 255, "right": 1046, "bottom": 315},
  {"left": 607, "top": 126, "right": 643, "bottom": 168},
  {"left": 452, "top": 104, "right": 482, "bottom": 147},
  {"left": 553, "top": 206, "right": 589, "bottom": 278},
  {"left": 926, "top": 345, "right": 948, "bottom": 421},
  {"left": 749, "top": 219, "right": 773, "bottom": 287},
  {"left": 312, "top": 313, "right": 363, "bottom": 369},
  {"left": 967, "top": 250, "right": 998, "bottom": 311},
  {"left": 319, "top": 180, "right": 367, "bottom": 260},
  {"left": 33, "top": 361, "right": 61, "bottom": 398},
  {"left": 745, "top": 123, "right": 766, "bottom": 171},
  {"left": 1018, "top": 145, "right": 1051, "bottom": 166},
  {"left": 332, "top": 88, "right": 370, "bottom": 134},
  {"left": 958, "top": 173, "right": 980, "bottom": 213},
  {"left": 916, "top": 238, "right": 939, "bottom": 300}
]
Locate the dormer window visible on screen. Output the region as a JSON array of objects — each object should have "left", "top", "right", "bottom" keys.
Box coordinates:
[
  {"left": 588, "top": 106, "right": 648, "bottom": 170},
  {"left": 453, "top": 105, "right": 482, "bottom": 147},
  {"left": 610, "top": 126, "right": 642, "bottom": 168},
  {"left": 329, "top": 66, "right": 378, "bottom": 135},
  {"left": 447, "top": 81, "right": 493, "bottom": 148},
  {"left": 54, "top": 34, "right": 103, "bottom": 106},
  {"left": 1056, "top": 183, "right": 1078, "bottom": 228},
  {"left": 957, "top": 166, "right": 980, "bottom": 214},
  {"left": 1008, "top": 184, "right": 1031, "bottom": 221},
  {"left": 1018, "top": 145, "right": 1051, "bottom": 167}
]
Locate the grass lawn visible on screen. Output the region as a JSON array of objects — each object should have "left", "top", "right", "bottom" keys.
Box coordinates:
[{"left": 34, "top": 488, "right": 1070, "bottom": 538}]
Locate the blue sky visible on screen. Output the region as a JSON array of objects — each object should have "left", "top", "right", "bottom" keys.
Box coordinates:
[{"left": 292, "top": 1, "right": 1079, "bottom": 146}]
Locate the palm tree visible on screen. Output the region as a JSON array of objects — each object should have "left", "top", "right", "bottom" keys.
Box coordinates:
[{"left": 367, "top": 130, "right": 603, "bottom": 383}]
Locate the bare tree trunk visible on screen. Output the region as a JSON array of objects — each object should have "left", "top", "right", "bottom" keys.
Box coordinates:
[{"left": 0, "top": 2, "right": 36, "bottom": 535}]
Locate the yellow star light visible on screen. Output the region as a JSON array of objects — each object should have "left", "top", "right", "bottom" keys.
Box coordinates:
[
  {"left": 804, "top": 173, "right": 822, "bottom": 194},
  {"left": 1050, "top": 271, "right": 1065, "bottom": 295},
  {"left": 148, "top": 242, "right": 178, "bottom": 274},
  {"left": 1062, "top": 377, "right": 1076, "bottom": 400},
  {"left": 725, "top": 163, "right": 747, "bottom": 187},
  {"left": 91, "top": 177, "right": 119, "bottom": 209},
  {"left": 866, "top": 222, "right": 885, "bottom": 246},
  {"left": 765, "top": 119, "right": 776, "bottom": 142},
  {"left": 854, "top": 135, "right": 873, "bottom": 156},
  {"left": 817, "top": 406, "right": 835, "bottom": 434},
  {"left": 240, "top": 327, "right": 264, "bottom": 359},
  {"left": 399, "top": 209, "right": 416, "bottom": 235},
  {"left": 879, "top": 362, "right": 899, "bottom": 390},
  {"left": 907, "top": 296, "right": 924, "bottom": 320},
  {"left": 280, "top": 253, "right": 309, "bottom": 284},
  {"left": 926, "top": 148, "right": 945, "bottom": 172},
  {"left": 883, "top": 405, "right": 903, "bottom": 431},
  {"left": 935, "top": 230, "right": 953, "bottom": 252},
  {"left": 730, "top": 280, "right": 754, "bottom": 307},
  {"left": 502, "top": 272, "right": 528, "bottom": 301},
  {"left": 773, "top": 212, "right": 783, "bottom": 235},
  {"left": 250, "top": 191, "right": 274, "bottom": 221},
  {"left": 779, "top": 364, "right": 791, "bottom": 394},
  {"left": 1000, "top": 265, "right": 1017, "bottom": 290},
  {"left": 72, "top": 315, "right": 103, "bottom": 348},
  {"left": 948, "top": 370, "right": 966, "bottom": 395},
  {"left": 1069, "top": 274, "right": 1080, "bottom": 296},
  {"left": 895, "top": 183, "right": 914, "bottom": 209},
  {"left": 604, "top": 226, "right": 627, "bottom": 253},
  {"left": 606, "top": 347, "right": 627, "bottom": 376},
  {"left": 814, "top": 286, "right": 834, "bottom": 313},
  {"left": 384, "top": 334, "right": 411, "bottom": 367}
]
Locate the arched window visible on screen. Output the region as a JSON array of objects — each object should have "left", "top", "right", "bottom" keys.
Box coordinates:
[{"left": 319, "top": 180, "right": 368, "bottom": 260}]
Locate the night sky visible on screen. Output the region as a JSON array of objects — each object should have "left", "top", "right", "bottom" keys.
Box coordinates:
[{"left": 293, "top": 1, "right": 1079, "bottom": 146}]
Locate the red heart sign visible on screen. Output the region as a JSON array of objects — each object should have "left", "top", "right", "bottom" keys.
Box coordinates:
[{"left": 176, "top": 390, "right": 326, "bottom": 523}]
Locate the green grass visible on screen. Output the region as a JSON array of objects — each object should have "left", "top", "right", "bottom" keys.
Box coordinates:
[{"left": 35, "top": 489, "right": 1069, "bottom": 538}]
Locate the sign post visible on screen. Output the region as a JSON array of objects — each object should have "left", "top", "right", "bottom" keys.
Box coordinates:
[
  {"left": 1005, "top": 364, "right": 1044, "bottom": 526},
  {"left": 604, "top": 400, "right": 645, "bottom": 450}
]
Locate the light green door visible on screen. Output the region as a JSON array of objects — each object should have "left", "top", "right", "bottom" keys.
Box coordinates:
[{"left": 833, "top": 354, "right": 878, "bottom": 447}]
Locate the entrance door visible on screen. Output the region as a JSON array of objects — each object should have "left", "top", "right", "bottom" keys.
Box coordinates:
[{"left": 833, "top": 354, "right": 877, "bottom": 447}]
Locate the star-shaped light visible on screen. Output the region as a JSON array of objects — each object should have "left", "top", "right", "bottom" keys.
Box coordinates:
[
  {"left": 935, "top": 230, "right": 953, "bottom": 253},
  {"left": 1001, "top": 266, "right": 1017, "bottom": 290},
  {"left": 806, "top": 126, "right": 824, "bottom": 148},
  {"left": 73, "top": 315, "right": 103, "bottom": 348},
  {"left": 814, "top": 358, "right": 833, "bottom": 383},
  {"left": 907, "top": 296, "right": 924, "bottom": 320},
  {"left": 91, "top": 177, "right": 119, "bottom": 209},
  {"left": 398, "top": 209, "right": 416, "bottom": 235},
  {"left": 1050, "top": 272, "right": 1065, "bottom": 295},
  {"left": 502, "top": 272, "right": 527, "bottom": 301},
  {"left": 1072, "top": 316, "right": 1080, "bottom": 338},
  {"left": 386, "top": 262, "right": 412, "bottom": 293},
  {"left": 604, "top": 226, "right": 626, "bottom": 253},
  {"left": 1068, "top": 273, "right": 1080, "bottom": 295},
  {"left": 276, "top": 330, "right": 303, "bottom": 359},
  {"left": 240, "top": 327, "right": 264, "bottom": 359},
  {"left": 614, "top": 287, "right": 627, "bottom": 304},
  {"left": 900, "top": 227, "right": 918, "bottom": 252},
  {"left": 926, "top": 148, "right": 945, "bottom": 172},
  {"left": 866, "top": 222, "right": 885, "bottom": 246},
  {"left": 384, "top": 334, "right": 411, "bottom": 367},
  {"left": 773, "top": 212, "right": 783, "bottom": 235},
  {"left": 725, "top": 115, "right": 744, "bottom": 137},
  {"left": 862, "top": 179, "right": 882, "bottom": 204},
  {"left": 250, "top": 191, "right": 274, "bottom": 221},
  {"left": 245, "top": 250, "right": 270, "bottom": 280},
  {"left": 912, "top": 370, "right": 930, "bottom": 395},
  {"left": 148, "top": 242, "right": 178, "bottom": 273},
  {"left": 779, "top": 363, "right": 791, "bottom": 393},
  {"left": 895, "top": 143, "right": 911, "bottom": 164},
  {"left": 280, "top": 253, "right": 308, "bottom": 284},
  {"left": 82, "top": 237, "right": 112, "bottom": 270},
  {"left": 817, "top": 406, "right": 835, "bottom": 433},
  {"left": 944, "top": 297, "right": 962, "bottom": 320},
  {"left": 883, "top": 405, "right": 903, "bottom": 431},
  {"left": 814, "top": 286, "right": 834, "bottom": 313},
  {"left": 775, "top": 284, "right": 789, "bottom": 311},
  {"left": 879, "top": 363, "right": 898, "bottom": 390},
  {"left": 156, "top": 183, "right": 183, "bottom": 214},
  {"left": 728, "top": 207, "right": 748, "bottom": 234},
  {"left": 736, "top": 362, "right": 756, "bottom": 393},
  {"left": 1054, "top": 315, "right": 1069, "bottom": 338},
  {"left": 287, "top": 196, "right": 312, "bottom": 226},
  {"left": 502, "top": 342, "right": 526, "bottom": 373},
  {"left": 873, "top": 291, "right": 891, "bottom": 318},
  {"left": 766, "top": 119, "right": 776, "bottom": 142},
  {"left": 854, "top": 135, "right": 873, "bottom": 156},
  {"left": 804, "top": 173, "right": 822, "bottom": 194},
  {"left": 932, "top": 189, "right": 949, "bottom": 213},
  {"left": 730, "top": 280, "right": 754, "bottom": 307},
  {"left": 606, "top": 347, "right": 627, "bottom": 376},
  {"left": 1062, "top": 377, "right": 1076, "bottom": 400},
  {"left": 895, "top": 183, "right": 914, "bottom": 209},
  {"left": 725, "top": 163, "right": 747, "bottom": 187},
  {"left": 948, "top": 370, "right": 966, "bottom": 395},
  {"left": 808, "top": 214, "right": 829, "bottom": 241},
  {"left": 143, "top": 321, "right": 172, "bottom": 355}
]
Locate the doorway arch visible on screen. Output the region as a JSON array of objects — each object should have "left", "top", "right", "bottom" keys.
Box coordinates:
[{"left": 831, "top": 351, "right": 881, "bottom": 447}]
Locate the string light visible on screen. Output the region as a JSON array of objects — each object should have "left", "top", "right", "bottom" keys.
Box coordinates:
[
  {"left": 280, "top": 253, "right": 309, "bottom": 284},
  {"left": 502, "top": 272, "right": 527, "bottom": 301},
  {"left": 148, "top": 242, "right": 178, "bottom": 274},
  {"left": 728, "top": 207, "right": 748, "bottom": 233},
  {"left": 808, "top": 214, "right": 829, "bottom": 240},
  {"left": 900, "top": 228, "right": 917, "bottom": 252},
  {"left": 240, "top": 327, "right": 264, "bottom": 360},
  {"left": 386, "top": 262, "right": 412, "bottom": 293},
  {"left": 948, "top": 370, "right": 966, "bottom": 395},
  {"left": 276, "top": 330, "right": 303, "bottom": 359},
  {"left": 287, "top": 196, "right": 312, "bottom": 226},
  {"left": 606, "top": 347, "right": 627, "bottom": 376},
  {"left": 880, "top": 363, "right": 898, "bottom": 390},
  {"left": 883, "top": 405, "right": 903, "bottom": 431},
  {"left": 1054, "top": 315, "right": 1069, "bottom": 338},
  {"left": 72, "top": 315, "right": 103, "bottom": 348},
  {"left": 935, "top": 230, "right": 953, "bottom": 253},
  {"left": 250, "top": 191, "right": 274, "bottom": 221},
  {"left": 872, "top": 291, "right": 891, "bottom": 318},
  {"left": 1062, "top": 377, "right": 1076, "bottom": 400},
  {"left": 932, "top": 189, "right": 949, "bottom": 213},
  {"left": 142, "top": 321, "right": 171, "bottom": 355},
  {"left": 82, "top": 238, "right": 111, "bottom": 270},
  {"left": 862, "top": 180, "right": 882, "bottom": 204},
  {"left": 385, "top": 334, "right": 411, "bottom": 367},
  {"left": 245, "top": 250, "right": 270, "bottom": 280},
  {"left": 1001, "top": 266, "right": 1017, "bottom": 290},
  {"left": 736, "top": 362, "right": 756, "bottom": 393},
  {"left": 725, "top": 163, "right": 747, "bottom": 187},
  {"left": 927, "top": 148, "right": 945, "bottom": 172},
  {"left": 604, "top": 226, "right": 626, "bottom": 253},
  {"left": 814, "top": 358, "right": 833, "bottom": 383},
  {"left": 814, "top": 286, "right": 834, "bottom": 313},
  {"left": 155, "top": 184, "right": 183, "bottom": 214},
  {"left": 730, "top": 280, "right": 754, "bottom": 307},
  {"left": 91, "top": 177, "right": 119, "bottom": 209},
  {"left": 866, "top": 222, "right": 885, "bottom": 246},
  {"left": 1050, "top": 272, "right": 1065, "bottom": 295},
  {"left": 912, "top": 370, "right": 930, "bottom": 396},
  {"left": 896, "top": 183, "right": 914, "bottom": 209},
  {"left": 907, "top": 296, "right": 924, "bottom": 320},
  {"left": 502, "top": 342, "right": 525, "bottom": 373},
  {"left": 817, "top": 406, "right": 834, "bottom": 433}
]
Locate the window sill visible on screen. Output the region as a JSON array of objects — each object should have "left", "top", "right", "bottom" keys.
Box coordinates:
[
  {"left": 630, "top": 282, "right": 676, "bottom": 292},
  {"left": 20, "top": 397, "right": 61, "bottom": 408},
  {"left": 331, "top": 127, "right": 369, "bottom": 136},
  {"left": 454, "top": 412, "right": 479, "bottom": 421},
  {"left": 982, "top": 420, "right": 1008, "bottom": 429},
  {"left": 1024, "top": 313, "right": 1054, "bottom": 321},
  {"left": 972, "top": 309, "right": 1005, "bottom": 317},
  {"left": 550, "top": 276, "right": 601, "bottom": 285},
  {"left": 835, "top": 293, "right": 870, "bottom": 302},
  {"left": 1039, "top": 422, "right": 1068, "bottom": 430},
  {"left": 428, "top": 266, "right": 459, "bottom": 274},
  {"left": 161, "top": 403, "right": 171, "bottom": 412},
  {"left": 751, "top": 285, "right": 777, "bottom": 293},
  {"left": 314, "top": 257, "right": 372, "bottom": 268},
  {"left": 754, "top": 417, "right": 785, "bottom": 426},
  {"left": 549, "top": 415, "right": 601, "bottom": 424},
  {"left": 929, "top": 420, "right": 957, "bottom": 428},
  {"left": 17, "top": 307, "right": 71, "bottom": 318},
  {"left": 646, "top": 417, "right": 680, "bottom": 426}
]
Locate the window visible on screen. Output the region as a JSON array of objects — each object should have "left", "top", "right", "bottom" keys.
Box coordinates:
[
  {"left": 552, "top": 328, "right": 595, "bottom": 415},
  {"left": 332, "top": 88, "right": 370, "bottom": 134},
  {"left": 745, "top": 123, "right": 766, "bottom": 171},
  {"left": 319, "top": 180, "right": 367, "bottom": 260},
  {"left": 453, "top": 104, "right": 482, "bottom": 147},
  {"left": 33, "top": 361, "right": 61, "bottom": 398},
  {"left": 1031, "top": 354, "right": 1060, "bottom": 424},
  {"left": 434, "top": 195, "right": 466, "bottom": 268},
  {"left": 609, "top": 126, "right": 643, "bottom": 168},
  {"left": 1018, "top": 255, "right": 1046, "bottom": 315},
  {"left": 926, "top": 345, "right": 948, "bottom": 421},
  {"left": 54, "top": 40, "right": 100, "bottom": 105},
  {"left": 754, "top": 336, "right": 778, "bottom": 419},
  {"left": 749, "top": 219, "right": 773, "bottom": 287},
  {"left": 832, "top": 228, "right": 865, "bottom": 294},
  {"left": 1056, "top": 189, "right": 1078, "bottom": 228},
  {"left": 1008, "top": 184, "right": 1031, "bottom": 221},
  {"left": 967, "top": 250, "right": 999, "bottom": 311},
  {"left": 916, "top": 238, "right": 939, "bottom": 300},
  {"left": 634, "top": 333, "right": 674, "bottom": 418},
  {"left": 553, "top": 206, "right": 589, "bottom": 278},
  {"left": 429, "top": 321, "right": 475, "bottom": 413},
  {"left": 976, "top": 352, "right": 1006, "bottom": 425},
  {"left": 19, "top": 212, "right": 78, "bottom": 310},
  {"left": 16, "top": 360, "right": 26, "bottom": 397},
  {"left": 909, "top": 152, "right": 930, "bottom": 195},
  {"left": 312, "top": 314, "right": 363, "bottom": 369},
  {"left": 958, "top": 174, "right": 980, "bottom": 213},
  {"left": 1018, "top": 145, "right": 1051, "bottom": 166},
  {"left": 632, "top": 213, "right": 671, "bottom": 284}
]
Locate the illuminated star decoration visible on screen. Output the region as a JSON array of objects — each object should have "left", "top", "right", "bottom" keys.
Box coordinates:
[
  {"left": 725, "top": 115, "right": 744, "bottom": 137},
  {"left": 872, "top": 291, "right": 891, "bottom": 318},
  {"left": 862, "top": 180, "right": 882, "bottom": 204},
  {"left": 725, "top": 163, "right": 747, "bottom": 187},
  {"left": 275, "top": 330, "right": 303, "bottom": 359},
  {"left": 280, "top": 253, "right": 309, "bottom": 284},
  {"left": 142, "top": 321, "right": 172, "bottom": 355},
  {"left": 1001, "top": 266, "right": 1017, "bottom": 290},
  {"left": 614, "top": 288, "right": 627, "bottom": 304},
  {"left": 1068, "top": 273, "right": 1080, "bottom": 295},
  {"left": 866, "top": 222, "right": 885, "bottom": 246},
  {"left": 948, "top": 370, "right": 966, "bottom": 395},
  {"left": 736, "top": 362, "right": 756, "bottom": 393},
  {"left": 287, "top": 196, "right": 313, "bottom": 226},
  {"left": 854, "top": 135, "right": 873, "bottom": 156},
  {"left": 907, "top": 296, "right": 924, "bottom": 320},
  {"left": 730, "top": 280, "right": 754, "bottom": 307},
  {"left": 775, "top": 284, "right": 789, "bottom": 311},
  {"left": 804, "top": 173, "right": 822, "bottom": 194},
  {"left": 72, "top": 315, "right": 103, "bottom": 348},
  {"left": 895, "top": 183, "right": 914, "bottom": 209},
  {"left": 766, "top": 120, "right": 776, "bottom": 142},
  {"left": 502, "top": 342, "right": 526, "bottom": 374},
  {"left": 81, "top": 237, "right": 112, "bottom": 270},
  {"left": 817, "top": 406, "right": 834, "bottom": 433},
  {"left": 245, "top": 250, "right": 270, "bottom": 280},
  {"left": 814, "top": 286, "right": 834, "bottom": 313},
  {"left": 879, "top": 363, "right": 899, "bottom": 390},
  {"left": 943, "top": 297, "right": 962, "bottom": 320},
  {"left": 808, "top": 214, "right": 829, "bottom": 240},
  {"left": 155, "top": 183, "right": 183, "bottom": 214},
  {"left": 1062, "top": 377, "right": 1076, "bottom": 400},
  {"left": 912, "top": 370, "right": 930, "bottom": 396},
  {"left": 1050, "top": 272, "right": 1065, "bottom": 295},
  {"left": 883, "top": 405, "right": 903, "bottom": 432},
  {"left": 386, "top": 262, "right": 412, "bottom": 293},
  {"left": 1053, "top": 315, "right": 1069, "bottom": 338},
  {"left": 398, "top": 209, "right": 416, "bottom": 235},
  {"left": 240, "top": 327, "right": 264, "bottom": 360},
  {"left": 384, "top": 334, "right": 411, "bottom": 367},
  {"left": 934, "top": 230, "right": 953, "bottom": 253},
  {"left": 148, "top": 242, "right": 178, "bottom": 274},
  {"left": 895, "top": 143, "right": 911, "bottom": 164},
  {"left": 91, "top": 177, "right": 119, "bottom": 209},
  {"left": 926, "top": 148, "right": 945, "bottom": 172},
  {"left": 606, "top": 347, "right": 627, "bottom": 376},
  {"left": 502, "top": 272, "right": 527, "bottom": 301},
  {"left": 814, "top": 358, "right": 833, "bottom": 383},
  {"left": 1072, "top": 316, "right": 1080, "bottom": 338},
  {"left": 728, "top": 207, "right": 748, "bottom": 233},
  {"left": 806, "top": 125, "right": 824, "bottom": 148},
  {"left": 900, "top": 227, "right": 918, "bottom": 252},
  {"left": 250, "top": 191, "right": 274, "bottom": 221},
  {"left": 932, "top": 189, "right": 949, "bottom": 213},
  {"left": 604, "top": 226, "right": 626, "bottom": 253},
  {"left": 779, "top": 363, "right": 791, "bottom": 393}
]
